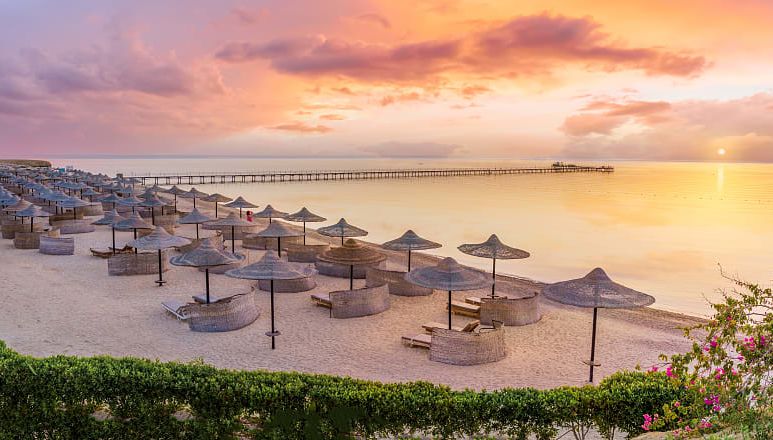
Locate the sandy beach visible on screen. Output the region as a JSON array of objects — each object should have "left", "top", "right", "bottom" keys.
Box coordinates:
[{"left": 0, "top": 197, "right": 705, "bottom": 391}]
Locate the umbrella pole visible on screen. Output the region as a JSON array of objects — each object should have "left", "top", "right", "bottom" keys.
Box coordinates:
[
  {"left": 193, "top": 198, "right": 196, "bottom": 209},
  {"left": 269, "top": 217, "right": 272, "bottom": 224},
  {"left": 491, "top": 258, "right": 496, "bottom": 298},
  {"left": 173, "top": 195, "right": 177, "bottom": 213},
  {"left": 341, "top": 235, "right": 344, "bottom": 246},
  {"left": 205, "top": 268, "right": 210, "bottom": 304},
  {"left": 589, "top": 307, "right": 598, "bottom": 383},
  {"left": 349, "top": 265, "right": 354, "bottom": 290},
  {"left": 231, "top": 226, "right": 235, "bottom": 253},
  {"left": 448, "top": 290, "right": 452, "bottom": 330},
  {"left": 267, "top": 279, "right": 277, "bottom": 349},
  {"left": 277, "top": 237, "right": 281, "bottom": 257},
  {"left": 151, "top": 207, "right": 155, "bottom": 225},
  {"left": 155, "top": 249, "right": 165, "bottom": 286},
  {"left": 303, "top": 222, "right": 306, "bottom": 245},
  {"left": 30, "top": 217, "right": 34, "bottom": 232},
  {"left": 408, "top": 249, "right": 412, "bottom": 271},
  {"left": 111, "top": 227, "right": 116, "bottom": 254},
  {"left": 215, "top": 203, "right": 218, "bottom": 218},
  {"left": 73, "top": 208, "right": 77, "bottom": 221},
  {"left": 195, "top": 223, "right": 200, "bottom": 239},
  {"left": 239, "top": 207, "right": 242, "bottom": 218}
]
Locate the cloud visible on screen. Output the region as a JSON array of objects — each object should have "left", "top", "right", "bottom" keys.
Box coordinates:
[
  {"left": 215, "top": 13, "right": 707, "bottom": 83},
  {"left": 353, "top": 13, "right": 391, "bottom": 29},
  {"left": 379, "top": 91, "right": 423, "bottom": 106},
  {"left": 561, "top": 93, "right": 773, "bottom": 161},
  {"left": 230, "top": 7, "right": 269, "bottom": 25},
  {"left": 270, "top": 122, "right": 333, "bottom": 133},
  {"left": 318, "top": 113, "right": 345, "bottom": 120},
  {"left": 359, "top": 141, "right": 463, "bottom": 158},
  {"left": 459, "top": 85, "right": 490, "bottom": 99}
]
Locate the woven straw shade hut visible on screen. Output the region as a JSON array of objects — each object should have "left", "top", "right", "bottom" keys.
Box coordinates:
[
  {"left": 223, "top": 196, "right": 258, "bottom": 218},
  {"left": 128, "top": 227, "right": 191, "bottom": 286},
  {"left": 226, "top": 251, "right": 316, "bottom": 349},
  {"left": 458, "top": 234, "right": 530, "bottom": 298},
  {"left": 164, "top": 185, "right": 187, "bottom": 212},
  {"left": 146, "top": 184, "right": 165, "bottom": 194},
  {"left": 317, "top": 239, "right": 386, "bottom": 290},
  {"left": 3, "top": 199, "right": 31, "bottom": 215},
  {"left": 177, "top": 208, "right": 212, "bottom": 239},
  {"left": 382, "top": 229, "right": 441, "bottom": 271},
  {"left": 15, "top": 204, "right": 51, "bottom": 232},
  {"left": 542, "top": 268, "right": 655, "bottom": 382},
  {"left": 253, "top": 204, "right": 287, "bottom": 224},
  {"left": 117, "top": 194, "right": 144, "bottom": 213},
  {"left": 208, "top": 212, "right": 253, "bottom": 253},
  {"left": 170, "top": 238, "right": 240, "bottom": 304},
  {"left": 99, "top": 193, "right": 123, "bottom": 210},
  {"left": 202, "top": 193, "right": 232, "bottom": 218},
  {"left": 180, "top": 187, "right": 209, "bottom": 209},
  {"left": 317, "top": 218, "right": 368, "bottom": 245},
  {"left": 92, "top": 209, "right": 125, "bottom": 253},
  {"left": 139, "top": 194, "right": 168, "bottom": 224},
  {"left": 405, "top": 257, "right": 492, "bottom": 329},
  {"left": 255, "top": 221, "right": 302, "bottom": 257},
  {"left": 81, "top": 187, "right": 99, "bottom": 202},
  {"left": 58, "top": 196, "right": 90, "bottom": 220},
  {"left": 114, "top": 212, "right": 155, "bottom": 252},
  {"left": 286, "top": 207, "right": 326, "bottom": 245}
]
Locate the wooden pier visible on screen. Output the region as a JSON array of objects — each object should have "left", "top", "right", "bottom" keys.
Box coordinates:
[{"left": 128, "top": 166, "right": 614, "bottom": 186}]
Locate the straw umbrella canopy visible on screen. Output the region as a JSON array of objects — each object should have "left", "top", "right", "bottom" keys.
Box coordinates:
[
  {"left": 128, "top": 227, "right": 191, "bottom": 286},
  {"left": 317, "top": 218, "right": 368, "bottom": 245},
  {"left": 45, "top": 191, "right": 70, "bottom": 213},
  {"left": 81, "top": 187, "right": 99, "bottom": 202},
  {"left": 58, "top": 196, "right": 90, "bottom": 220},
  {"left": 458, "top": 234, "right": 530, "bottom": 298},
  {"left": 317, "top": 238, "right": 386, "bottom": 290},
  {"left": 255, "top": 221, "right": 303, "bottom": 257},
  {"left": 177, "top": 208, "right": 212, "bottom": 239},
  {"left": 253, "top": 204, "right": 287, "bottom": 224},
  {"left": 226, "top": 251, "right": 316, "bottom": 349},
  {"left": 405, "top": 257, "right": 492, "bottom": 330},
  {"left": 382, "top": 229, "right": 442, "bottom": 271},
  {"left": 170, "top": 238, "right": 240, "bottom": 304},
  {"left": 542, "top": 268, "right": 655, "bottom": 383},
  {"left": 0, "top": 192, "right": 18, "bottom": 207},
  {"left": 1, "top": 197, "right": 25, "bottom": 212},
  {"left": 202, "top": 193, "right": 232, "bottom": 218},
  {"left": 92, "top": 209, "right": 126, "bottom": 253},
  {"left": 165, "top": 185, "right": 187, "bottom": 212},
  {"left": 207, "top": 212, "right": 253, "bottom": 253},
  {"left": 139, "top": 194, "right": 168, "bottom": 224},
  {"left": 286, "top": 207, "right": 326, "bottom": 245},
  {"left": 117, "top": 194, "right": 144, "bottom": 213},
  {"left": 180, "top": 187, "right": 209, "bottom": 209},
  {"left": 145, "top": 184, "right": 165, "bottom": 194},
  {"left": 114, "top": 212, "right": 155, "bottom": 252},
  {"left": 99, "top": 193, "right": 123, "bottom": 210},
  {"left": 223, "top": 196, "right": 258, "bottom": 218},
  {"left": 15, "top": 204, "right": 51, "bottom": 232}
]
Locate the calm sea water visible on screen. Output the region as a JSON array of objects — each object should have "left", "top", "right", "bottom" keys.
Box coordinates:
[{"left": 62, "top": 158, "right": 773, "bottom": 316}]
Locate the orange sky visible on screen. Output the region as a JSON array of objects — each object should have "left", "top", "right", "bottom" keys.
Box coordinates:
[{"left": 1, "top": 0, "right": 772, "bottom": 161}]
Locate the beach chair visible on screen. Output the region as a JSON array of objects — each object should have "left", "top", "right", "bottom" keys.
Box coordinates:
[
  {"left": 311, "top": 293, "right": 332, "bottom": 308},
  {"left": 162, "top": 300, "right": 189, "bottom": 320},
  {"left": 448, "top": 300, "right": 481, "bottom": 317},
  {"left": 466, "top": 296, "right": 482, "bottom": 305},
  {"left": 404, "top": 320, "right": 480, "bottom": 349},
  {"left": 422, "top": 321, "right": 464, "bottom": 332}
]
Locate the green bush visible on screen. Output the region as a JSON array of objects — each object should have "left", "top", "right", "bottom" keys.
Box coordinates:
[{"left": 0, "top": 340, "right": 691, "bottom": 439}]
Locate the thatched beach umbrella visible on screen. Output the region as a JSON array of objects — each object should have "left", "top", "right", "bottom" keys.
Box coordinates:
[
  {"left": 128, "top": 228, "right": 191, "bottom": 286},
  {"left": 317, "top": 239, "right": 386, "bottom": 290},
  {"left": 115, "top": 212, "right": 155, "bottom": 253},
  {"left": 118, "top": 194, "right": 144, "bottom": 213},
  {"left": 92, "top": 209, "right": 125, "bottom": 254},
  {"left": 177, "top": 208, "right": 212, "bottom": 239},
  {"left": 99, "top": 193, "right": 123, "bottom": 210},
  {"left": 405, "top": 257, "right": 492, "bottom": 330},
  {"left": 180, "top": 187, "right": 209, "bottom": 209},
  {"left": 1, "top": 198, "right": 28, "bottom": 215},
  {"left": 542, "top": 268, "right": 655, "bottom": 382},
  {"left": 139, "top": 194, "right": 168, "bottom": 225},
  {"left": 81, "top": 187, "right": 99, "bottom": 202},
  {"left": 382, "top": 230, "right": 442, "bottom": 271},
  {"left": 145, "top": 184, "right": 165, "bottom": 194},
  {"left": 16, "top": 204, "right": 51, "bottom": 232},
  {"left": 255, "top": 221, "right": 302, "bottom": 257},
  {"left": 58, "top": 196, "right": 90, "bottom": 220},
  {"left": 224, "top": 196, "right": 258, "bottom": 218},
  {"left": 253, "top": 204, "right": 287, "bottom": 224},
  {"left": 46, "top": 191, "right": 69, "bottom": 214},
  {"left": 286, "top": 207, "right": 326, "bottom": 245},
  {"left": 202, "top": 193, "right": 232, "bottom": 218},
  {"left": 208, "top": 212, "right": 252, "bottom": 253},
  {"left": 458, "top": 234, "right": 530, "bottom": 298},
  {"left": 317, "top": 218, "right": 368, "bottom": 245},
  {"left": 165, "top": 185, "right": 187, "bottom": 213},
  {"left": 226, "top": 251, "right": 316, "bottom": 349},
  {"left": 170, "top": 238, "right": 240, "bottom": 304}
]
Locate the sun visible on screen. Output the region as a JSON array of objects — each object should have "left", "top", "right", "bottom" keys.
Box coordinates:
[{"left": 717, "top": 148, "right": 726, "bottom": 156}]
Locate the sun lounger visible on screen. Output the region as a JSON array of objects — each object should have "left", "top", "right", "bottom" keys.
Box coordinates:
[
  {"left": 401, "top": 333, "right": 431, "bottom": 348},
  {"left": 406, "top": 320, "right": 480, "bottom": 348},
  {"left": 90, "top": 245, "right": 133, "bottom": 258},
  {"left": 466, "top": 296, "right": 482, "bottom": 305},
  {"left": 422, "top": 322, "right": 464, "bottom": 332},
  {"left": 193, "top": 294, "right": 222, "bottom": 304},
  {"left": 448, "top": 300, "right": 480, "bottom": 317},
  {"left": 311, "top": 293, "right": 332, "bottom": 308},
  {"left": 162, "top": 300, "right": 189, "bottom": 320}
]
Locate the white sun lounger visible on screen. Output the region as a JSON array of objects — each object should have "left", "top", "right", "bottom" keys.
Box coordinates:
[{"left": 162, "top": 301, "right": 189, "bottom": 320}]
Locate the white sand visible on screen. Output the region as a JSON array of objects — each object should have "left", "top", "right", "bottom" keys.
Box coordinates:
[{"left": 0, "top": 199, "right": 704, "bottom": 391}]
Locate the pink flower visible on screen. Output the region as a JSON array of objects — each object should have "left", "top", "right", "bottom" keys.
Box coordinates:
[
  {"left": 666, "top": 366, "right": 675, "bottom": 378},
  {"left": 760, "top": 335, "right": 767, "bottom": 346},
  {"left": 710, "top": 338, "right": 718, "bottom": 348},
  {"left": 674, "top": 401, "right": 681, "bottom": 407},
  {"left": 648, "top": 365, "right": 659, "bottom": 373}
]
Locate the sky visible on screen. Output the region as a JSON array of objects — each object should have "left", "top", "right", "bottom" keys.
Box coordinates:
[{"left": 1, "top": 0, "right": 772, "bottom": 161}]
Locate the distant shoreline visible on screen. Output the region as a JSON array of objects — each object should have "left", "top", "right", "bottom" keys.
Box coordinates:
[{"left": 0, "top": 159, "right": 52, "bottom": 167}]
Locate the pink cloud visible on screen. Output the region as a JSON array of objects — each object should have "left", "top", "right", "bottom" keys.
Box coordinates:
[
  {"left": 270, "top": 122, "right": 333, "bottom": 133},
  {"left": 230, "top": 7, "right": 269, "bottom": 25},
  {"left": 318, "top": 113, "right": 345, "bottom": 120},
  {"left": 353, "top": 13, "right": 391, "bottom": 29},
  {"left": 562, "top": 99, "right": 672, "bottom": 136}
]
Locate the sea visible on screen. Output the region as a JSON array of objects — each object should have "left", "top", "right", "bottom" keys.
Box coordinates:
[{"left": 58, "top": 157, "right": 773, "bottom": 317}]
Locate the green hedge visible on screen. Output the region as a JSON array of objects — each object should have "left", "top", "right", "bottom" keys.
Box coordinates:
[{"left": 0, "top": 341, "right": 691, "bottom": 439}]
